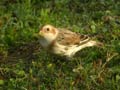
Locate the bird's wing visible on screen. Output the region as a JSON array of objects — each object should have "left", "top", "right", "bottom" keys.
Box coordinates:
[{"left": 56, "top": 28, "right": 90, "bottom": 46}]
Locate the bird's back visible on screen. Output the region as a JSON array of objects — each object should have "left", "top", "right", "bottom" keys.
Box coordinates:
[{"left": 56, "top": 28, "right": 90, "bottom": 46}]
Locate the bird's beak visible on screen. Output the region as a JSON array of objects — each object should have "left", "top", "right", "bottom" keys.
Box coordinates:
[
  {"left": 39, "top": 31, "right": 44, "bottom": 36},
  {"left": 33, "top": 33, "right": 39, "bottom": 39}
]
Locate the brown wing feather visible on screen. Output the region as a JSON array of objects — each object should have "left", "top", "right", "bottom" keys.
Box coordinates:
[{"left": 56, "top": 28, "right": 90, "bottom": 45}]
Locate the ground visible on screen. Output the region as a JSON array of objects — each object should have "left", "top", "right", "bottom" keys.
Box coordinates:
[{"left": 0, "top": 0, "right": 120, "bottom": 90}]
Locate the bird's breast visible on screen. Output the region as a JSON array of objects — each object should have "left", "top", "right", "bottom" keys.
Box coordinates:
[{"left": 39, "top": 39, "right": 50, "bottom": 48}]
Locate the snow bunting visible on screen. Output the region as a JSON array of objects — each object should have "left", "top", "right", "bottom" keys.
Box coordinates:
[{"left": 38, "top": 24, "right": 102, "bottom": 59}]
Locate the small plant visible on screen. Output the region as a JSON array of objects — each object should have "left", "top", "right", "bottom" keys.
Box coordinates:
[{"left": 0, "top": 0, "right": 120, "bottom": 90}]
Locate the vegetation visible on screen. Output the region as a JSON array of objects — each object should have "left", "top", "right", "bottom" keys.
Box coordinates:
[{"left": 0, "top": 0, "right": 120, "bottom": 90}]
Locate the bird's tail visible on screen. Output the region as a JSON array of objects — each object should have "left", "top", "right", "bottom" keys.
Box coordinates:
[{"left": 88, "top": 40, "right": 104, "bottom": 48}]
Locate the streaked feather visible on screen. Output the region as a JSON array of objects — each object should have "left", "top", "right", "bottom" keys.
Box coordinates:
[{"left": 56, "top": 28, "right": 90, "bottom": 45}]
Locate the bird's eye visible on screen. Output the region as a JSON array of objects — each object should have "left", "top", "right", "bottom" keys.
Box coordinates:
[{"left": 46, "top": 28, "right": 50, "bottom": 31}]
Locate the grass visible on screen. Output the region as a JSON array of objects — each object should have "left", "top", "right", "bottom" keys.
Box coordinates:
[{"left": 0, "top": 0, "right": 120, "bottom": 90}]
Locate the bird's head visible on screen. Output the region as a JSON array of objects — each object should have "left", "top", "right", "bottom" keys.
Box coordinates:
[{"left": 38, "top": 24, "right": 59, "bottom": 45}]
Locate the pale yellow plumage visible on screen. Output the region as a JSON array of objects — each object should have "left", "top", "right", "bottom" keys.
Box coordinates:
[{"left": 38, "top": 24, "right": 102, "bottom": 59}]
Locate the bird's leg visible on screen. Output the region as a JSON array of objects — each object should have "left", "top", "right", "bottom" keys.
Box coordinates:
[{"left": 65, "top": 56, "right": 73, "bottom": 60}]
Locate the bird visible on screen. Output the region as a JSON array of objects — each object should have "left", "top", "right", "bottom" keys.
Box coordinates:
[{"left": 38, "top": 24, "right": 103, "bottom": 59}]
